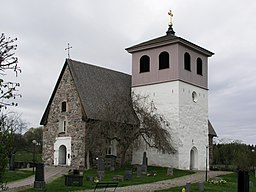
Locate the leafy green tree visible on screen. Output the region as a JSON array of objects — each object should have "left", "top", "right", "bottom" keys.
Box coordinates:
[
  {"left": 0, "top": 115, "right": 12, "bottom": 182},
  {"left": 213, "top": 141, "right": 255, "bottom": 171},
  {"left": 23, "top": 127, "right": 43, "bottom": 153},
  {"left": 0, "top": 112, "right": 25, "bottom": 180}
]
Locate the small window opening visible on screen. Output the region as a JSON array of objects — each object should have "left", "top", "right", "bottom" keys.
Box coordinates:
[
  {"left": 61, "top": 101, "right": 67, "bottom": 112},
  {"left": 140, "top": 55, "right": 150, "bottom": 73},
  {"left": 59, "top": 119, "right": 67, "bottom": 133},
  {"left": 63, "top": 120, "right": 66, "bottom": 132},
  {"left": 196, "top": 58, "right": 203, "bottom": 75},
  {"left": 184, "top": 52, "right": 191, "bottom": 71},
  {"left": 192, "top": 91, "right": 198, "bottom": 102},
  {"left": 159, "top": 51, "right": 170, "bottom": 70}
]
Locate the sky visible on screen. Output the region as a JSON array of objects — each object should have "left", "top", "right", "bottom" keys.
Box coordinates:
[{"left": 1, "top": 0, "right": 256, "bottom": 145}]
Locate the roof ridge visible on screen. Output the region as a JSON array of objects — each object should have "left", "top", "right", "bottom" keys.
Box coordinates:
[{"left": 66, "top": 58, "right": 131, "bottom": 77}]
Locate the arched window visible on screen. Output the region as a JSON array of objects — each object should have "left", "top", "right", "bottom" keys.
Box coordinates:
[
  {"left": 184, "top": 52, "right": 191, "bottom": 71},
  {"left": 196, "top": 58, "right": 203, "bottom": 75},
  {"left": 140, "top": 55, "right": 150, "bottom": 73},
  {"left": 61, "top": 101, "right": 67, "bottom": 112},
  {"left": 159, "top": 51, "right": 170, "bottom": 70}
]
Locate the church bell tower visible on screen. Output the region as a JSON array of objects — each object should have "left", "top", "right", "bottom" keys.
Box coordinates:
[{"left": 126, "top": 10, "right": 214, "bottom": 170}]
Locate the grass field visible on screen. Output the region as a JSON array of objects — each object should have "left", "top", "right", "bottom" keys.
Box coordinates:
[
  {"left": 18, "top": 166, "right": 193, "bottom": 192},
  {"left": 4, "top": 170, "right": 33, "bottom": 182},
  {"left": 13, "top": 165, "right": 256, "bottom": 192},
  {"left": 15, "top": 150, "right": 42, "bottom": 162}
]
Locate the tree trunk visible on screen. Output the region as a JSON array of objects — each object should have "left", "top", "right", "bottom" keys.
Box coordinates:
[{"left": 120, "top": 147, "right": 129, "bottom": 167}]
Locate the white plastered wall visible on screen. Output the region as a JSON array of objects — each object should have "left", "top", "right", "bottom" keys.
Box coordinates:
[
  {"left": 132, "top": 81, "right": 180, "bottom": 168},
  {"left": 132, "top": 80, "right": 208, "bottom": 170},
  {"left": 178, "top": 81, "right": 208, "bottom": 170}
]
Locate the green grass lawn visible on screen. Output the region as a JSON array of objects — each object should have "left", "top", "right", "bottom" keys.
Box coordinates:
[
  {"left": 18, "top": 166, "right": 194, "bottom": 192},
  {"left": 15, "top": 150, "right": 42, "bottom": 162},
  {"left": 156, "top": 172, "right": 256, "bottom": 192},
  {"left": 4, "top": 170, "right": 34, "bottom": 182}
]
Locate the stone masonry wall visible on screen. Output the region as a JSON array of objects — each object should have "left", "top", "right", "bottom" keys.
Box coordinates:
[{"left": 43, "top": 65, "right": 86, "bottom": 167}]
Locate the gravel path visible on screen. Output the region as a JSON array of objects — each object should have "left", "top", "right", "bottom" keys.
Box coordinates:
[{"left": 112, "top": 171, "right": 233, "bottom": 192}]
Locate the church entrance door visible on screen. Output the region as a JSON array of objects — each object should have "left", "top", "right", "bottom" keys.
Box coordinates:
[
  {"left": 190, "top": 147, "right": 198, "bottom": 170},
  {"left": 58, "top": 145, "right": 67, "bottom": 165},
  {"left": 54, "top": 137, "right": 72, "bottom": 166}
]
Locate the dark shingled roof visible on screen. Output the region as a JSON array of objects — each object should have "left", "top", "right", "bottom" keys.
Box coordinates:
[
  {"left": 208, "top": 120, "right": 217, "bottom": 137},
  {"left": 126, "top": 34, "right": 214, "bottom": 57},
  {"left": 40, "top": 59, "right": 138, "bottom": 125}
]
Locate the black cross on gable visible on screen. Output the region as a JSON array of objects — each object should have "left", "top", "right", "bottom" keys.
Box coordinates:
[{"left": 65, "top": 43, "right": 72, "bottom": 58}]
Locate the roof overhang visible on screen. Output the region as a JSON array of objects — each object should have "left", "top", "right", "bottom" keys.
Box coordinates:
[{"left": 126, "top": 35, "right": 214, "bottom": 57}]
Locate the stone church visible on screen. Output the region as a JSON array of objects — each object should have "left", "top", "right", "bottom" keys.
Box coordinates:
[{"left": 41, "top": 12, "right": 217, "bottom": 170}]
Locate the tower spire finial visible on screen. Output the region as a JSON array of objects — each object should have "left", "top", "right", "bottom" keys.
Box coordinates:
[
  {"left": 166, "top": 9, "right": 175, "bottom": 35},
  {"left": 65, "top": 43, "right": 72, "bottom": 59},
  {"left": 168, "top": 10, "right": 173, "bottom": 27}
]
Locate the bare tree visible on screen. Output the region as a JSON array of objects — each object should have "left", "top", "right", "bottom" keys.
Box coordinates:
[
  {"left": 85, "top": 92, "right": 176, "bottom": 167},
  {"left": 0, "top": 33, "right": 21, "bottom": 108}
]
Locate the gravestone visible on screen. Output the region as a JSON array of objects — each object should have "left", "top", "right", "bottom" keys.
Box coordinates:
[
  {"left": 250, "top": 181, "right": 254, "bottom": 189},
  {"left": 106, "top": 154, "right": 116, "bottom": 171},
  {"left": 141, "top": 165, "right": 147, "bottom": 175},
  {"left": 65, "top": 174, "right": 83, "bottom": 186},
  {"left": 110, "top": 155, "right": 116, "bottom": 171},
  {"left": 142, "top": 152, "right": 147, "bottom": 165},
  {"left": 198, "top": 182, "right": 204, "bottom": 192},
  {"left": 141, "top": 152, "right": 148, "bottom": 174},
  {"left": 97, "top": 171, "right": 105, "bottom": 180},
  {"left": 136, "top": 166, "right": 142, "bottom": 177},
  {"left": 97, "top": 157, "right": 105, "bottom": 171},
  {"left": 185, "top": 182, "right": 191, "bottom": 192},
  {"left": 34, "top": 163, "right": 45, "bottom": 189},
  {"left": 237, "top": 170, "right": 249, "bottom": 192},
  {"left": 166, "top": 167, "right": 173, "bottom": 176},
  {"left": 124, "top": 170, "right": 132, "bottom": 180},
  {"left": 112, "top": 175, "right": 124, "bottom": 181},
  {"left": 73, "top": 169, "right": 79, "bottom": 175},
  {"left": 9, "top": 154, "right": 15, "bottom": 171},
  {"left": 97, "top": 157, "right": 105, "bottom": 180},
  {"left": 86, "top": 176, "right": 94, "bottom": 181}
]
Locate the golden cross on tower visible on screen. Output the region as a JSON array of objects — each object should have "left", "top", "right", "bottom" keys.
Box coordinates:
[
  {"left": 168, "top": 10, "right": 173, "bottom": 27},
  {"left": 65, "top": 43, "right": 72, "bottom": 58}
]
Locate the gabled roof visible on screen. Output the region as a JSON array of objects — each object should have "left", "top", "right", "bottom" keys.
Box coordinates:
[
  {"left": 40, "top": 59, "right": 138, "bottom": 125},
  {"left": 126, "top": 34, "right": 214, "bottom": 57},
  {"left": 208, "top": 120, "right": 217, "bottom": 137}
]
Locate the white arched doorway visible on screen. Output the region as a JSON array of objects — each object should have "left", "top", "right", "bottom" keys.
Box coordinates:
[
  {"left": 190, "top": 147, "right": 198, "bottom": 170},
  {"left": 54, "top": 137, "right": 72, "bottom": 166},
  {"left": 58, "top": 145, "right": 67, "bottom": 165}
]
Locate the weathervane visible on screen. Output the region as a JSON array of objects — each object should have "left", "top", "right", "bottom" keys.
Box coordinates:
[{"left": 65, "top": 43, "right": 72, "bottom": 58}]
